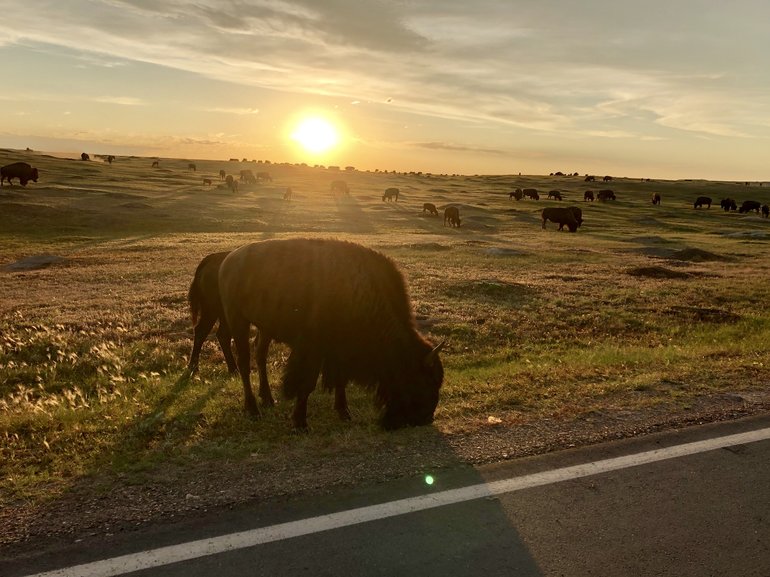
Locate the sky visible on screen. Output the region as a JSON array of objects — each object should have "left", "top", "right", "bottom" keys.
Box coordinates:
[{"left": 1, "top": 0, "right": 769, "bottom": 180}]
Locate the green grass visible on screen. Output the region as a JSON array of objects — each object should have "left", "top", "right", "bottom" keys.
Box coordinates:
[{"left": 2, "top": 148, "right": 770, "bottom": 506}]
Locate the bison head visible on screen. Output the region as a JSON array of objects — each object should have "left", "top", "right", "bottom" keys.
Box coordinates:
[{"left": 380, "top": 341, "right": 444, "bottom": 430}]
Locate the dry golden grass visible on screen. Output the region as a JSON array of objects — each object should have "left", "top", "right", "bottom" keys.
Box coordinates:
[{"left": 2, "top": 148, "right": 770, "bottom": 509}]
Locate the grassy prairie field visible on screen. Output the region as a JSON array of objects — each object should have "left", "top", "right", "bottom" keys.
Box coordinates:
[{"left": 1, "top": 149, "right": 770, "bottom": 540}]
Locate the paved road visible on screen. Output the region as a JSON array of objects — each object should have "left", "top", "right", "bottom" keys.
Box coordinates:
[{"left": 5, "top": 415, "right": 770, "bottom": 577}]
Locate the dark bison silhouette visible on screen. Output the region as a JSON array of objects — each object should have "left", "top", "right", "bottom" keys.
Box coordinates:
[
  {"left": 1, "top": 162, "right": 39, "bottom": 187},
  {"left": 548, "top": 190, "right": 562, "bottom": 200},
  {"left": 597, "top": 189, "right": 616, "bottom": 201},
  {"left": 382, "top": 187, "right": 399, "bottom": 202},
  {"left": 584, "top": 190, "right": 594, "bottom": 202},
  {"left": 541, "top": 206, "right": 581, "bottom": 232},
  {"left": 720, "top": 198, "right": 737, "bottom": 211},
  {"left": 218, "top": 239, "right": 445, "bottom": 430},
  {"left": 739, "top": 200, "right": 761, "bottom": 214},
  {"left": 443, "top": 205, "right": 461, "bottom": 227},
  {"left": 762, "top": 205, "right": 769, "bottom": 218},
  {"left": 694, "top": 196, "right": 712, "bottom": 209},
  {"left": 509, "top": 188, "right": 523, "bottom": 200},
  {"left": 652, "top": 193, "right": 661, "bottom": 205},
  {"left": 422, "top": 202, "right": 438, "bottom": 215}
]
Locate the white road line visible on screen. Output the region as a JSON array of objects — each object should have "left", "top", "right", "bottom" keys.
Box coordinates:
[{"left": 25, "top": 426, "right": 770, "bottom": 577}]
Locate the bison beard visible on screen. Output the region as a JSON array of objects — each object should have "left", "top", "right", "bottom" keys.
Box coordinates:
[{"left": 219, "top": 238, "right": 444, "bottom": 430}]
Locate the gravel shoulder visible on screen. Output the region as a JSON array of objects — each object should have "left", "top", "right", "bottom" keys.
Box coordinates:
[{"left": 2, "top": 391, "right": 769, "bottom": 556}]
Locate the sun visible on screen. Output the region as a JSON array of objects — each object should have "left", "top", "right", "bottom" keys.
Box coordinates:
[{"left": 291, "top": 117, "right": 339, "bottom": 154}]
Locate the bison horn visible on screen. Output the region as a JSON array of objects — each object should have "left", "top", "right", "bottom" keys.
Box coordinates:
[{"left": 424, "top": 340, "right": 446, "bottom": 367}]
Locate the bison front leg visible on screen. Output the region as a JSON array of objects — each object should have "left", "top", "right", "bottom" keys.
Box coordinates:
[
  {"left": 231, "top": 319, "right": 260, "bottom": 417},
  {"left": 283, "top": 346, "right": 322, "bottom": 430},
  {"left": 255, "top": 332, "right": 276, "bottom": 407}
]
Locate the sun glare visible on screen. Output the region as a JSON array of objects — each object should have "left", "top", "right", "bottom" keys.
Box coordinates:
[{"left": 291, "top": 117, "right": 339, "bottom": 154}]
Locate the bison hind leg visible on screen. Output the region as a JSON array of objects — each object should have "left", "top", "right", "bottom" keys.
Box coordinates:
[{"left": 283, "top": 345, "right": 323, "bottom": 429}]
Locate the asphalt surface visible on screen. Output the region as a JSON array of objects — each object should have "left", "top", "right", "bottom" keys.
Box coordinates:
[{"left": 4, "top": 414, "right": 770, "bottom": 577}]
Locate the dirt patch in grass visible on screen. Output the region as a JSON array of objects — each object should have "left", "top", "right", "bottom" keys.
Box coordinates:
[{"left": 626, "top": 266, "right": 692, "bottom": 279}]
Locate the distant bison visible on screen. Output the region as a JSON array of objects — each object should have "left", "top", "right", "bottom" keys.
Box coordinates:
[
  {"left": 284, "top": 187, "right": 293, "bottom": 200},
  {"left": 522, "top": 188, "right": 539, "bottom": 200},
  {"left": 188, "top": 163, "right": 197, "bottom": 171},
  {"left": 603, "top": 175, "right": 613, "bottom": 182},
  {"left": 597, "top": 189, "right": 616, "bottom": 201},
  {"left": 219, "top": 169, "right": 226, "bottom": 180},
  {"left": 541, "top": 206, "right": 580, "bottom": 232},
  {"left": 1, "top": 162, "right": 39, "bottom": 187},
  {"left": 256, "top": 171, "right": 272, "bottom": 182},
  {"left": 422, "top": 202, "right": 438, "bottom": 215},
  {"left": 720, "top": 198, "right": 737, "bottom": 211},
  {"left": 652, "top": 193, "right": 661, "bottom": 205},
  {"left": 585, "top": 175, "right": 596, "bottom": 182},
  {"left": 762, "top": 204, "right": 769, "bottom": 218},
  {"left": 81, "top": 152, "right": 90, "bottom": 161},
  {"left": 694, "top": 196, "right": 712, "bottom": 209},
  {"left": 203, "top": 178, "right": 212, "bottom": 186},
  {"left": 152, "top": 160, "right": 160, "bottom": 168},
  {"left": 225, "top": 174, "right": 238, "bottom": 192},
  {"left": 331, "top": 180, "right": 349, "bottom": 195},
  {"left": 548, "top": 190, "right": 563, "bottom": 200},
  {"left": 584, "top": 190, "right": 594, "bottom": 202},
  {"left": 240, "top": 169, "right": 257, "bottom": 184},
  {"left": 443, "top": 205, "right": 461, "bottom": 227},
  {"left": 382, "top": 187, "right": 399, "bottom": 202},
  {"left": 218, "top": 238, "right": 445, "bottom": 430},
  {"left": 739, "top": 200, "right": 761, "bottom": 214},
  {"left": 509, "top": 188, "right": 523, "bottom": 201}
]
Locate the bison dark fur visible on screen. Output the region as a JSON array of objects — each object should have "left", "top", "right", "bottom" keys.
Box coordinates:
[
  {"left": 422, "top": 202, "right": 438, "bottom": 215},
  {"left": 694, "top": 196, "right": 712, "bottom": 209},
  {"left": 219, "top": 239, "right": 444, "bottom": 430},
  {"left": 443, "top": 206, "right": 461, "bottom": 227},
  {"left": 739, "top": 200, "right": 761, "bottom": 214},
  {"left": 541, "top": 207, "right": 578, "bottom": 232},
  {"left": 584, "top": 190, "right": 594, "bottom": 202},
  {"left": 1, "top": 162, "right": 39, "bottom": 187},
  {"left": 720, "top": 198, "right": 737, "bottom": 211}
]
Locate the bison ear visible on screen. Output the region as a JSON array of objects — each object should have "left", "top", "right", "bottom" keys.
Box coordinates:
[{"left": 424, "top": 341, "right": 446, "bottom": 367}]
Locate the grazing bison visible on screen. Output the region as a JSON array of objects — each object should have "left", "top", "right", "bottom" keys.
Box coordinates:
[
  {"left": 218, "top": 239, "right": 445, "bottom": 430},
  {"left": 188, "top": 163, "right": 197, "bottom": 171},
  {"left": 81, "top": 152, "right": 90, "bottom": 161},
  {"left": 203, "top": 178, "right": 212, "bottom": 186},
  {"left": 240, "top": 169, "right": 257, "bottom": 184},
  {"left": 509, "top": 188, "right": 523, "bottom": 200},
  {"left": 762, "top": 204, "right": 769, "bottom": 218},
  {"left": 652, "top": 193, "right": 661, "bottom": 205},
  {"left": 443, "top": 205, "right": 461, "bottom": 227},
  {"left": 152, "top": 160, "right": 160, "bottom": 168},
  {"left": 225, "top": 174, "right": 238, "bottom": 192},
  {"left": 219, "top": 169, "right": 226, "bottom": 180},
  {"left": 694, "top": 196, "right": 712, "bottom": 209},
  {"left": 548, "top": 190, "right": 562, "bottom": 200},
  {"left": 382, "top": 187, "right": 399, "bottom": 202},
  {"left": 584, "top": 190, "right": 594, "bottom": 202},
  {"left": 256, "top": 171, "right": 272, "bottom": 182},
  {"left": 330, "top": 180, "right": 349, "bottom": 195},
  {"left": 1, "top": 162, "right": 39, "bottom": 187},
  {"left": 284, "top": 187, "right": 293, "bottom": 200},
  {"left": 739, "top": 200, "right": 761, "bottom": 214},
  {"left": 541, "top": 206, "right": 581, "bottom": 232},
  {"left": 422, "top": 202, "right": 439, "bottom": 215},
  {"left": 585, "top": 175, "right": 595, "bottom": 182},
  {"left": 720, "top": 198, "right": 737, "bottom": 211},
  {"left": 597, "top": 189, "right": 616, "bottom": 201},
  {"left": 522, "top": 188, "right": 539, "bottom": 200},
  {"left": 105, "top": 155, "right": 115, "bottom": 164},
  {"left": 603, "top": 175, "right": 613, "bottom": 182}
]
